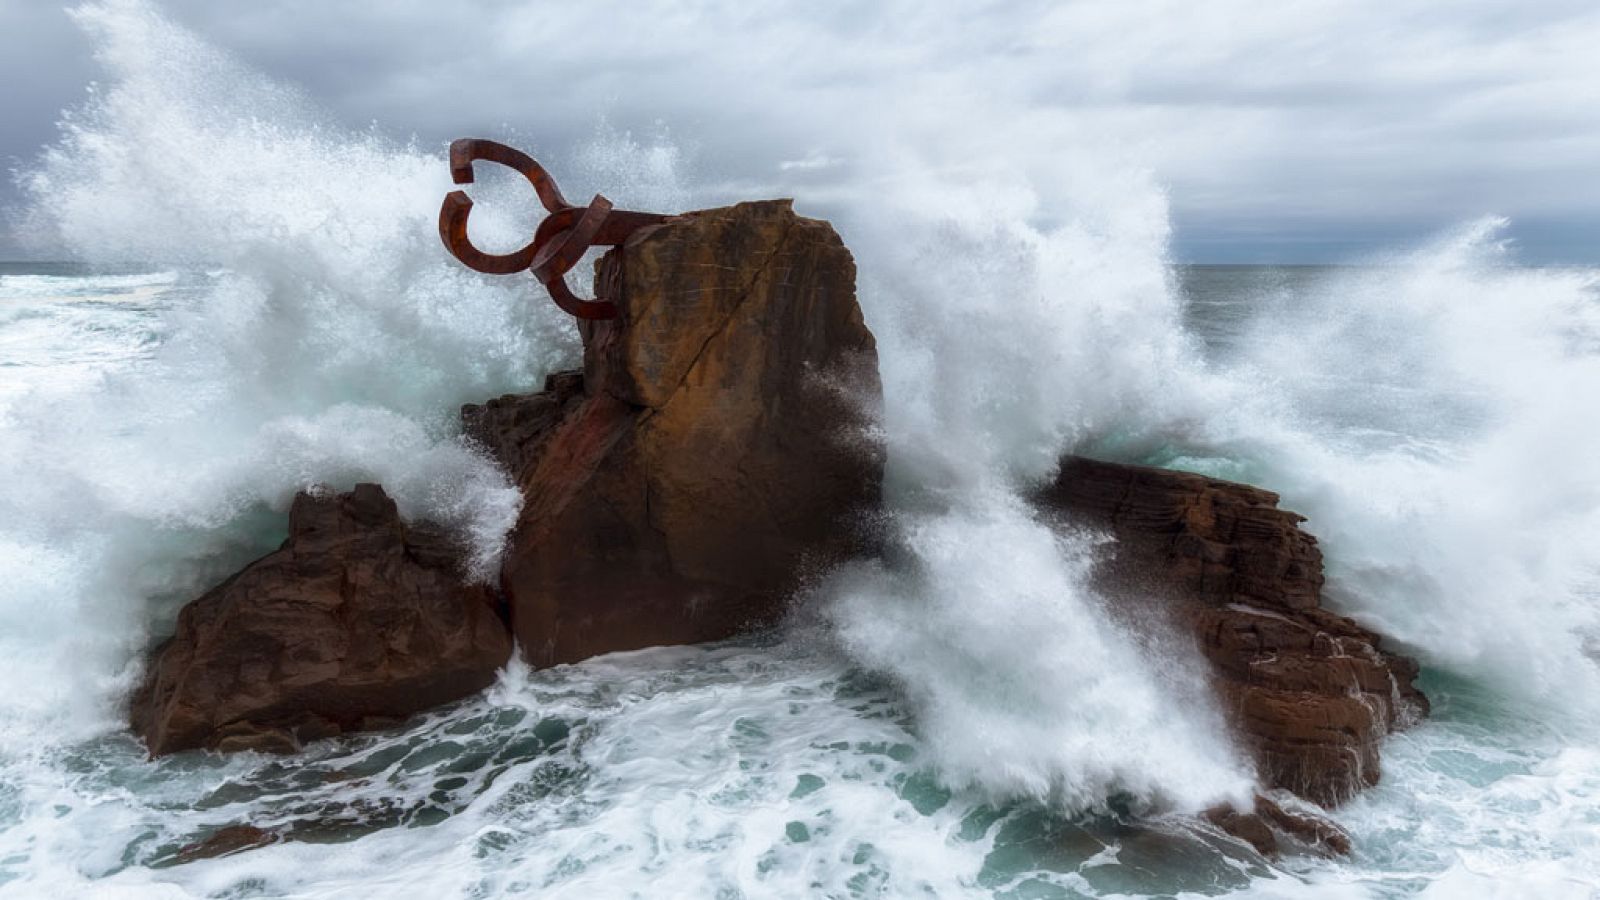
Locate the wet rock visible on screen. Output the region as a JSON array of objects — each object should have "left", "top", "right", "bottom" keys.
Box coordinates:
[
  {"left": 1254, "top": 794, "right": 1353, "bottom": 855},
  {"left": 1204, "top": 794, "right": 1352, "bottom": 857},
  {"left": 1036, "top": 456, "right": 1427, "bottom": 807},
  {"left": 462, "top": 370, "right": 585, "bottom": 478},
  {"left": 464, "top": 199, "right": 883, "bottom": 667},
  {"left": 175, "top": 824, "right": 280, "bottom": 862},
  {"left": 131, "top": 484, "right": 512, "bottom": 756},
  {"left": 1204, "top": 802, "right": 1279, "bottom": 857}
]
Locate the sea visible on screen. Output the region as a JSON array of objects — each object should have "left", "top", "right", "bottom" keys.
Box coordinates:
[{"left": 1, "top": 3, "right": 1598, "bottom": 898}]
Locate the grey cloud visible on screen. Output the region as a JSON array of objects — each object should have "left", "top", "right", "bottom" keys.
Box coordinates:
[
  {"left": 3, "top": 0, "right": 1599, "bottom": 262},
  {"left": 0, "top": 3, "right": 96, "bottom": 220}
]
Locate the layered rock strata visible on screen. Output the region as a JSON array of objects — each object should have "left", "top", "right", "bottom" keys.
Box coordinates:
[
  {"left": 132, "top": 196, "right": 1423, "bottom": 846},
  {"left": 132, "top": 484, "right": 511, "bottom": 755},
  {"left": 1036, "top": 455, "right": 1427, "bottom": 807},
  {"left": 464, "top": 199, "right": 883, "bottom": 667}
]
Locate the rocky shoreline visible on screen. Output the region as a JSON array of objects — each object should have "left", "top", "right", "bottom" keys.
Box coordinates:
[
  {"left": 131, "top": 199, "right": 1427, "bottom": 856},
  {"left": 1037, "top": 456, "right": 1427, "bottom": 808}
]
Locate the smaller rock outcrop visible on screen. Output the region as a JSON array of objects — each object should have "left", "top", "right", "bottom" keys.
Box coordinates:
[
  {"left": 1036, "top": 456, "right": 1427, "bottom": 807},
  {"left": 466, "top": 199, "right": 884, "bottom": 668},
  {"left": 131, "top": 484, "right": 511, "bottom": 756},
  {"left": 1204, "top": 794, "right": 1352, "bottom": 857},
  {"left": 175, "top": 824, "right": 280, "bottom": 863}
]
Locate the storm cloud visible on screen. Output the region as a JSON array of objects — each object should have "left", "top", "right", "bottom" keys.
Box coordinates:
[{"left": 4, "top": 0, "right": 1599, "bottom": 262}]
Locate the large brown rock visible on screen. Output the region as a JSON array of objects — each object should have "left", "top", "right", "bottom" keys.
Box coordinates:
[
  {"left": 464, "top": 199, "right": 882, "bottom": 667},
  {"left": 1036, "top": 456, "right": 1428, "bottom": 807},
  {"left": 131, "top": 484, "right": 512, "bottom": 756}
]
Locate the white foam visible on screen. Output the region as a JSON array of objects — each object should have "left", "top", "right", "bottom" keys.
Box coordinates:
[
  {"left": 3, "top": 0, "right": 1599, "bottom": 895},
  {"left": 0, "top": 644, "right": 1000, "bottom": 899},
  {"left": 0, "top": 270, "right": 179, "bottom": 299},
  {"left": 1, "top": 0, "right": 577, "bottom": 739},
  {"left": 825, "top": 492, "right": 1254, "bottom": 814},
  {"left": 1186, "top": 222, "right": 1600, "bottom": 710},
  {"left": 817, "top": 123, "right": 1253, "bottom": 819}
]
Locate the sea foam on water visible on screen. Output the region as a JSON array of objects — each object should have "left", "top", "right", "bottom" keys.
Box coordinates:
[
  {"left": 1191, "top": 221, "right": 1600, "bottom": 714},
  {"left": 1, "top": 0, "right": 1599, "bottom": 896}
]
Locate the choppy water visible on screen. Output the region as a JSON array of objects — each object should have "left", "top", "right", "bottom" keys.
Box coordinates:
[
  {"left": 2, "top": 1, "right": 1599, "bottom": 897},
  {"left": 4, "top": 257, "right": 1596, "bottom": 899}
]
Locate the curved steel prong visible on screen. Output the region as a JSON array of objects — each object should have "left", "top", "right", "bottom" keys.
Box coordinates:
[
  {"left": 540, "top": 272, "right": 619, "bottom": 320},
  {"left": 532, "top": 195, "right": 614, "bottom": 278},
  {"left": 438, "top": 139, "right": 672, "bottom": 321},
  {"left": 440, "top": 139, "right": 577, "bottom": 274},
  {"left": 532, "top": 197, "right": 622, "bottom": 320},
  {"left": 448, "top": 138, "right": 570, "bottom": 212},
  {"left": 439, "top": 190, "right": 541, "bottom": 274}
]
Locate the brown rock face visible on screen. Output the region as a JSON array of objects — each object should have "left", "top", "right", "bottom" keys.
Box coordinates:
[
  {"left": 1036, "top": 456, "right": 1427, "bottom": 807},
  {"left": 464, "top": 199, "right": 883, "bottom": 667},
  {"left": 131, "top": 484, "right": 512, "bottom": 756},
  {"left": 176, "top": 824, "right": 280, "bottom": 863},
  {"left": 1204, "top": 794, "right": 1352, "bottom": 857}
]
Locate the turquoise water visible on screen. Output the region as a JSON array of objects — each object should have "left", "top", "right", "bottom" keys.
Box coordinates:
[
  {"left": 2, "top": 261, "right": 1596, "bottom": 898},
  {"left": 2, "top": 6, "right": 1598, "bottom": 892}
]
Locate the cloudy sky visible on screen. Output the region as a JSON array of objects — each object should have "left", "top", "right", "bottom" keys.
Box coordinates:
[{"left": 3, "top": 0, "right": 1599, "bottom": 263}]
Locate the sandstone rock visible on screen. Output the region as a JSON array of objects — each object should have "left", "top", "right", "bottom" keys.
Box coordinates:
[
  {"left": 175, "top": 824, "right": 280, "bottom": 862},
  {"left": 131, "top": 484, "right": 512, "bottom": 756},
  {"left": 1203, "top": 802, "right": 1279, "bottom": 857},
  {"left": 464, "top": 199, "right": 882, "bottom": 667},
  {"left": 1036, "top": 456, "right": 1427, "bottom": 807},
  {"left": 1204, "top": 794, "right": 1352, "bottom": 857}
]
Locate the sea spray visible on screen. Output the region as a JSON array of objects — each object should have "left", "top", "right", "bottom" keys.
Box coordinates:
[
  {"left": 3, "top": 0, "right": 1599, "bottom": 895},
  {"left": 1, "top": 0, "right": 562, "bottom": 739},
  {"left": 846, "top": 147, "right": 1213, "bottom": 487},
  {"left": 825, "top": 490, "right": 1254, "bottom": 812},
  {"left": 821, "top": 155, "right": 1256, "bottom": 812},
  {"left": 1168, "top": 221, "right": 1600, "bottom": 714},
  {"left": 5, "top": 0, "right": 1260, "bottom": 820}
]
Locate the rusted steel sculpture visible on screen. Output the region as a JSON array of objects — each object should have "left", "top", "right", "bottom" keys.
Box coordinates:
[{"left": 439, "top": 139, "right": 671, "bottom": 319}]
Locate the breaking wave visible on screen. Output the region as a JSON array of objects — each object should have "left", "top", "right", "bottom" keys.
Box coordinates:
[{"left": 0, "top": 0, "right": 1596, "bottom": 896}]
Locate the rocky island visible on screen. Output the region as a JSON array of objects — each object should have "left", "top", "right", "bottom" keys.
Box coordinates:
[{"left": 131, "top": 198, "right": 1427, "bottom": 856}]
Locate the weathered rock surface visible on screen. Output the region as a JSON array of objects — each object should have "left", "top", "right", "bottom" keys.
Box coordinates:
[
  {"left": 464, "top": 199, "right": 883, "bottom": 667},
  {"left": 175, "top": 824, "right": 280, "bottom": 863},
  {"left": 130, "top": 191, "right": 1423, "bottom": 841},
  {"left": 131, "top": 484, "right": 512, "bottom": 756},
  {"left": 1036, "top": 456, "right": 1427, "bottom": 807},
  {"left": 1204, "top": 793, "right": 1352, "bottom": 857}
]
